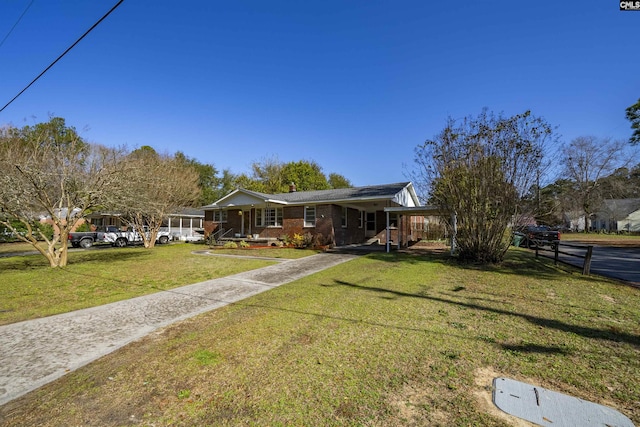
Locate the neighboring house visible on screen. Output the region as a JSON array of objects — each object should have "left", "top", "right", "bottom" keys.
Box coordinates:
[
  {"left": 202, "top": 182, "right": 428, "bottom": 247},
  {"left": 85, "top": 211, "right": 124, "bottom": 230},
  {"left": 597, "top": 199, "right": 640, "bottom": 233},
  {"left": 563, "top": 210, "right": 587, "bottom": 232},
  {"left": 86, "top": 209, "right": 205, "bottom": 240},
  {"left": 568, "top": 199, "right": 640, "bottom": 233},
  {"left": 166, "top": 208, "right": 205, "bottom": 241}
]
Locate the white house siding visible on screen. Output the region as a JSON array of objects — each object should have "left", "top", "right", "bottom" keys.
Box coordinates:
[
  {"left": 617, "top": 210, "right": 640, "bottom": 232},
  {"left": 392, "top": 187, "right": 417, "bottom": 207}
]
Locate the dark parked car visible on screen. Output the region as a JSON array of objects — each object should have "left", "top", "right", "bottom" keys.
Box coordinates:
[
  {"left": 516, "top": 225, "right": 561, "bottom": 249},
  {"left": 68, "top": 226, "right": 120, "bottom": 248}
]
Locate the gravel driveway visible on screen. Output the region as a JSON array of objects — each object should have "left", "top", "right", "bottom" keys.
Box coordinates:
[{"left": 0, "top": 251, "right": 358, "bottom": 406}]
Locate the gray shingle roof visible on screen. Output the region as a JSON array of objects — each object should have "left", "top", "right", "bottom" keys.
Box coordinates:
[
  {"left": 204, "top": 182, "right": 415, "bottom": 208},
  {"left": 269, "top": 182, "right": 412, "bottom": 203},
  {"left": 603, "top": 199, "right": 640, "bottom": 217}
]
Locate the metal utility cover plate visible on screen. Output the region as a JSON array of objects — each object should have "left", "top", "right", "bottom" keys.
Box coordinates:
[{"left": 493, "top": 377, "right": 635, "bottom": 427}]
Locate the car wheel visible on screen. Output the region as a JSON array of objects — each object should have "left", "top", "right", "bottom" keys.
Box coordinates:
[
  {"left": 158, "top": 235, "right": 169, "bottom": 244},
  {"left": 79, "top": 238, "right": 93, "bottom": 249},
  {"left": 71, "top": 242, "right": 79, "bottom": 248},
  {"left": 114, "top": 238, "right": 127, "bottom": 248}
]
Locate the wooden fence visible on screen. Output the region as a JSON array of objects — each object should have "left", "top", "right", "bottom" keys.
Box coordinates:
[{"left": 534, "top": 240, "right": 594, "bottom": 275}]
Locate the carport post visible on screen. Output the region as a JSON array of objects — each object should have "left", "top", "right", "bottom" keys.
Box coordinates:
[{"left": 386, "top": 211, "right": 390, "bottom": 253}]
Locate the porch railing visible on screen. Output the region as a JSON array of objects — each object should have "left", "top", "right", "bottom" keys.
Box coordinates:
[{"left": 209, "top": 227, "right": 234, "bottom": 244}]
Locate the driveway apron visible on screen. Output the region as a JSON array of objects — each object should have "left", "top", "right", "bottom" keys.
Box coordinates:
[{"left": 0, "top": 252, "right": 358, "bottom": 406}]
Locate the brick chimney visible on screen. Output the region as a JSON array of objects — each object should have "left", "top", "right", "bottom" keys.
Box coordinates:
[{"left": 289, "top": 182, "right": 296, "bottom": 193}]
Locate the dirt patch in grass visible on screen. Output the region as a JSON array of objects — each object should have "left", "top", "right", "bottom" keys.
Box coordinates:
[
  {"left": 403, "top": 240, "right": 450, "bottom": 256},
  {"left": 472, "top": 367, "right": 536, "bottom": 427}
]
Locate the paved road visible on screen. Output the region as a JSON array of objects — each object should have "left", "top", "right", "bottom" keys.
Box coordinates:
[
  {"left": 0, "top": 251, "right": 358, "bottom": 406},
  {"left": 540, "top": 243, "right": 640, "bottom": 286}
]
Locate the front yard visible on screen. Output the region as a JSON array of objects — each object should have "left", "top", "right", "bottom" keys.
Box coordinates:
[
  {"left": 0, "top": 246, "right": 638, "bottom": 426},
  {"left": 0, "top": 243, "right": 316, "bottom": 325}
]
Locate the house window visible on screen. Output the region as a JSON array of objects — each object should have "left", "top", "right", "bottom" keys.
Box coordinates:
[
  {"left": 341, "top": 207, "right": 348, "bottom": 228},
  {"left": 213, "top": 210, "right": 227, "bottom": 222},
  {"left": 304, "top": 205, "right": 316, "bottom": 227},
  {"left": 359, "top": 211, "right": 364, "bottom": 228},
  {"left": 257, "top": 207, "right": 282, "bottom": 227}
]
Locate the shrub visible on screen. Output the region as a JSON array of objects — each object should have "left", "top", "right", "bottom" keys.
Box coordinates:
[
  {"left": 279, "top": 234, "right": 292, "bottom": 246},
  {"left": 291, "top": 233, "right": 303, "bottom": 248},
  {"left": 239, "top": 240, "right": 250, "bottom": 248},
  {"left": 223, "top": 241, "right": 238, "bottom": 249},
  {"left": 75, "top": 222, "right": 92, "bottom": 232}
]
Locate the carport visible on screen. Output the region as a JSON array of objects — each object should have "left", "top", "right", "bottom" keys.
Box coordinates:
[{"left": 383, "top": 206, "right": 456, "bottom": 254}]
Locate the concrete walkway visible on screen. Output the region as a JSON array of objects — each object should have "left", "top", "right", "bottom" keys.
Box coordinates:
[{"left": 0, "top": 251, "right": 358, "bottom": 406}]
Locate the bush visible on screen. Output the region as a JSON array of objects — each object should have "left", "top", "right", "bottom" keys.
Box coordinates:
[
  {"left": 279, "top": 234, "right": 292, "bottom": 246},
  {"left": 38, "top": 223, "right": 54, "bottom": 241},
  {"left": 291, "top": 233, "right": 304, "bottom": 248},
  {"left": 239, "top": 240, "right": 250, "bottom": 248},
  {"left": 75, "top": 222, "right": 92, "bottom": 232},
  {"left": 414, "top": 109, "right": 556, "bottom": 264},
  {"left": 223, "top": 241, "right": 238, "bottom": 249}
]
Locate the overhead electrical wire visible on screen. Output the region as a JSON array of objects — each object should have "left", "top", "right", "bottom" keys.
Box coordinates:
[
  {"left": 0, "top": 0, "right": 125, "bottom": 114},
  {"left": 0, "top": 0, "right": 35, "bottom": 49}
]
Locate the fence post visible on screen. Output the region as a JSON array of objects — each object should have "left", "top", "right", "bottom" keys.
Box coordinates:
[
  {"left": 582, "top": 245, "right": 593, "bottom": 275},
  {"left": 535, "top": 243, "right": 539, "bottom": 258},
  {"left": 554, "top": 240, "right": 559, "bottom": 265}
]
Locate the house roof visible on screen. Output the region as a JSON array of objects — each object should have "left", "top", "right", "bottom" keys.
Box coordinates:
[
  {"left": 204, "top": 182, "right": 421, "bottom": 209},
  {"left": 168, "top": 207, "right": 205, "bottom": 217},
  {"left": 602, "top": 199, "right": 640, "bottom": 218}
]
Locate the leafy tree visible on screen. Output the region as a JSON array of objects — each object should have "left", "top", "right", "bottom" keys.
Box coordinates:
[
  {"left": 328, "top": 173, "right": 352, "bottom": 189},
  {"left": 536, "top": 179, "right": 579, "bottom": 227},
  {"left": 413, "top": 109, "right": 556, "bottom": 263},
  {"left": 0, "top": 117, "right": 125, "bottom": 267},
  {"left": 560, "top": 136, "right": 632, "bottom": 231},
  {"left": 112, "top": 148, "right": 201, "bottom": 248},
  {"left": 232, "top": 172, "right": 267, "bottom": 193},
  {"left": 626, "top": 98, "right": 640, "bottom": 145},
  {"left": 213, "top": 168, "right": 243, "bottom": 200},
  {"left": 280, "top": 160, "right": 330, "bottom": 192},
  {"left": 249, "top": 156, "right": 285, "bottom": 193},
  {"left": 234, "top": 157, "right": 351, "bottom": 193},
  {"left": 175, "top": 151, "right": 219, "bottom": 205},
  {"left": 598, "top": 166, "right": 640, "bottom": 199}
]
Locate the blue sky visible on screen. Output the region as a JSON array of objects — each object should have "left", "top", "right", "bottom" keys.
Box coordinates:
[{"left": 1, "top": 1, "right": 638, "bottom": 186}]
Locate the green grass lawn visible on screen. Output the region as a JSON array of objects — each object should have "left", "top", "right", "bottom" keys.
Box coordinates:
[
  {"left": 0, "top": 241, "right": 46, "bottom": 254},
  {"left": 0, "top": 248, "right": 638, "bottom": 426},
  {"left": 0, "top": 243, "right": 317, "bottom": 325}
]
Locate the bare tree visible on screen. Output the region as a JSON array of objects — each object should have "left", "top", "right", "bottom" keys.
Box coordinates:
[
  {"left": 0, "top": 118, "right": 125, "bottom": 267},
  {"left": 113, "top": 147, "right": 200, "bottom": 248},
  {"left": 560, "top": 136, "right": 635, "bottom": 231}
]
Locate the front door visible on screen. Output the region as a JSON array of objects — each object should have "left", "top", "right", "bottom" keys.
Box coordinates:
[
  {"left": 365, "top": 212, "right": 376, "bottom": 238},
  {"left": 243, "top": 210, "right": 251, "bottom": 236}
]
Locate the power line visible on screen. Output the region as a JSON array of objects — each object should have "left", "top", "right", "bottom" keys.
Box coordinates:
[
  {"left": 0, "top": 0, "right": 35, "bottom": 49},
  {"left": 0, "top": 0, "right": 125, "bottom": 114}
]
